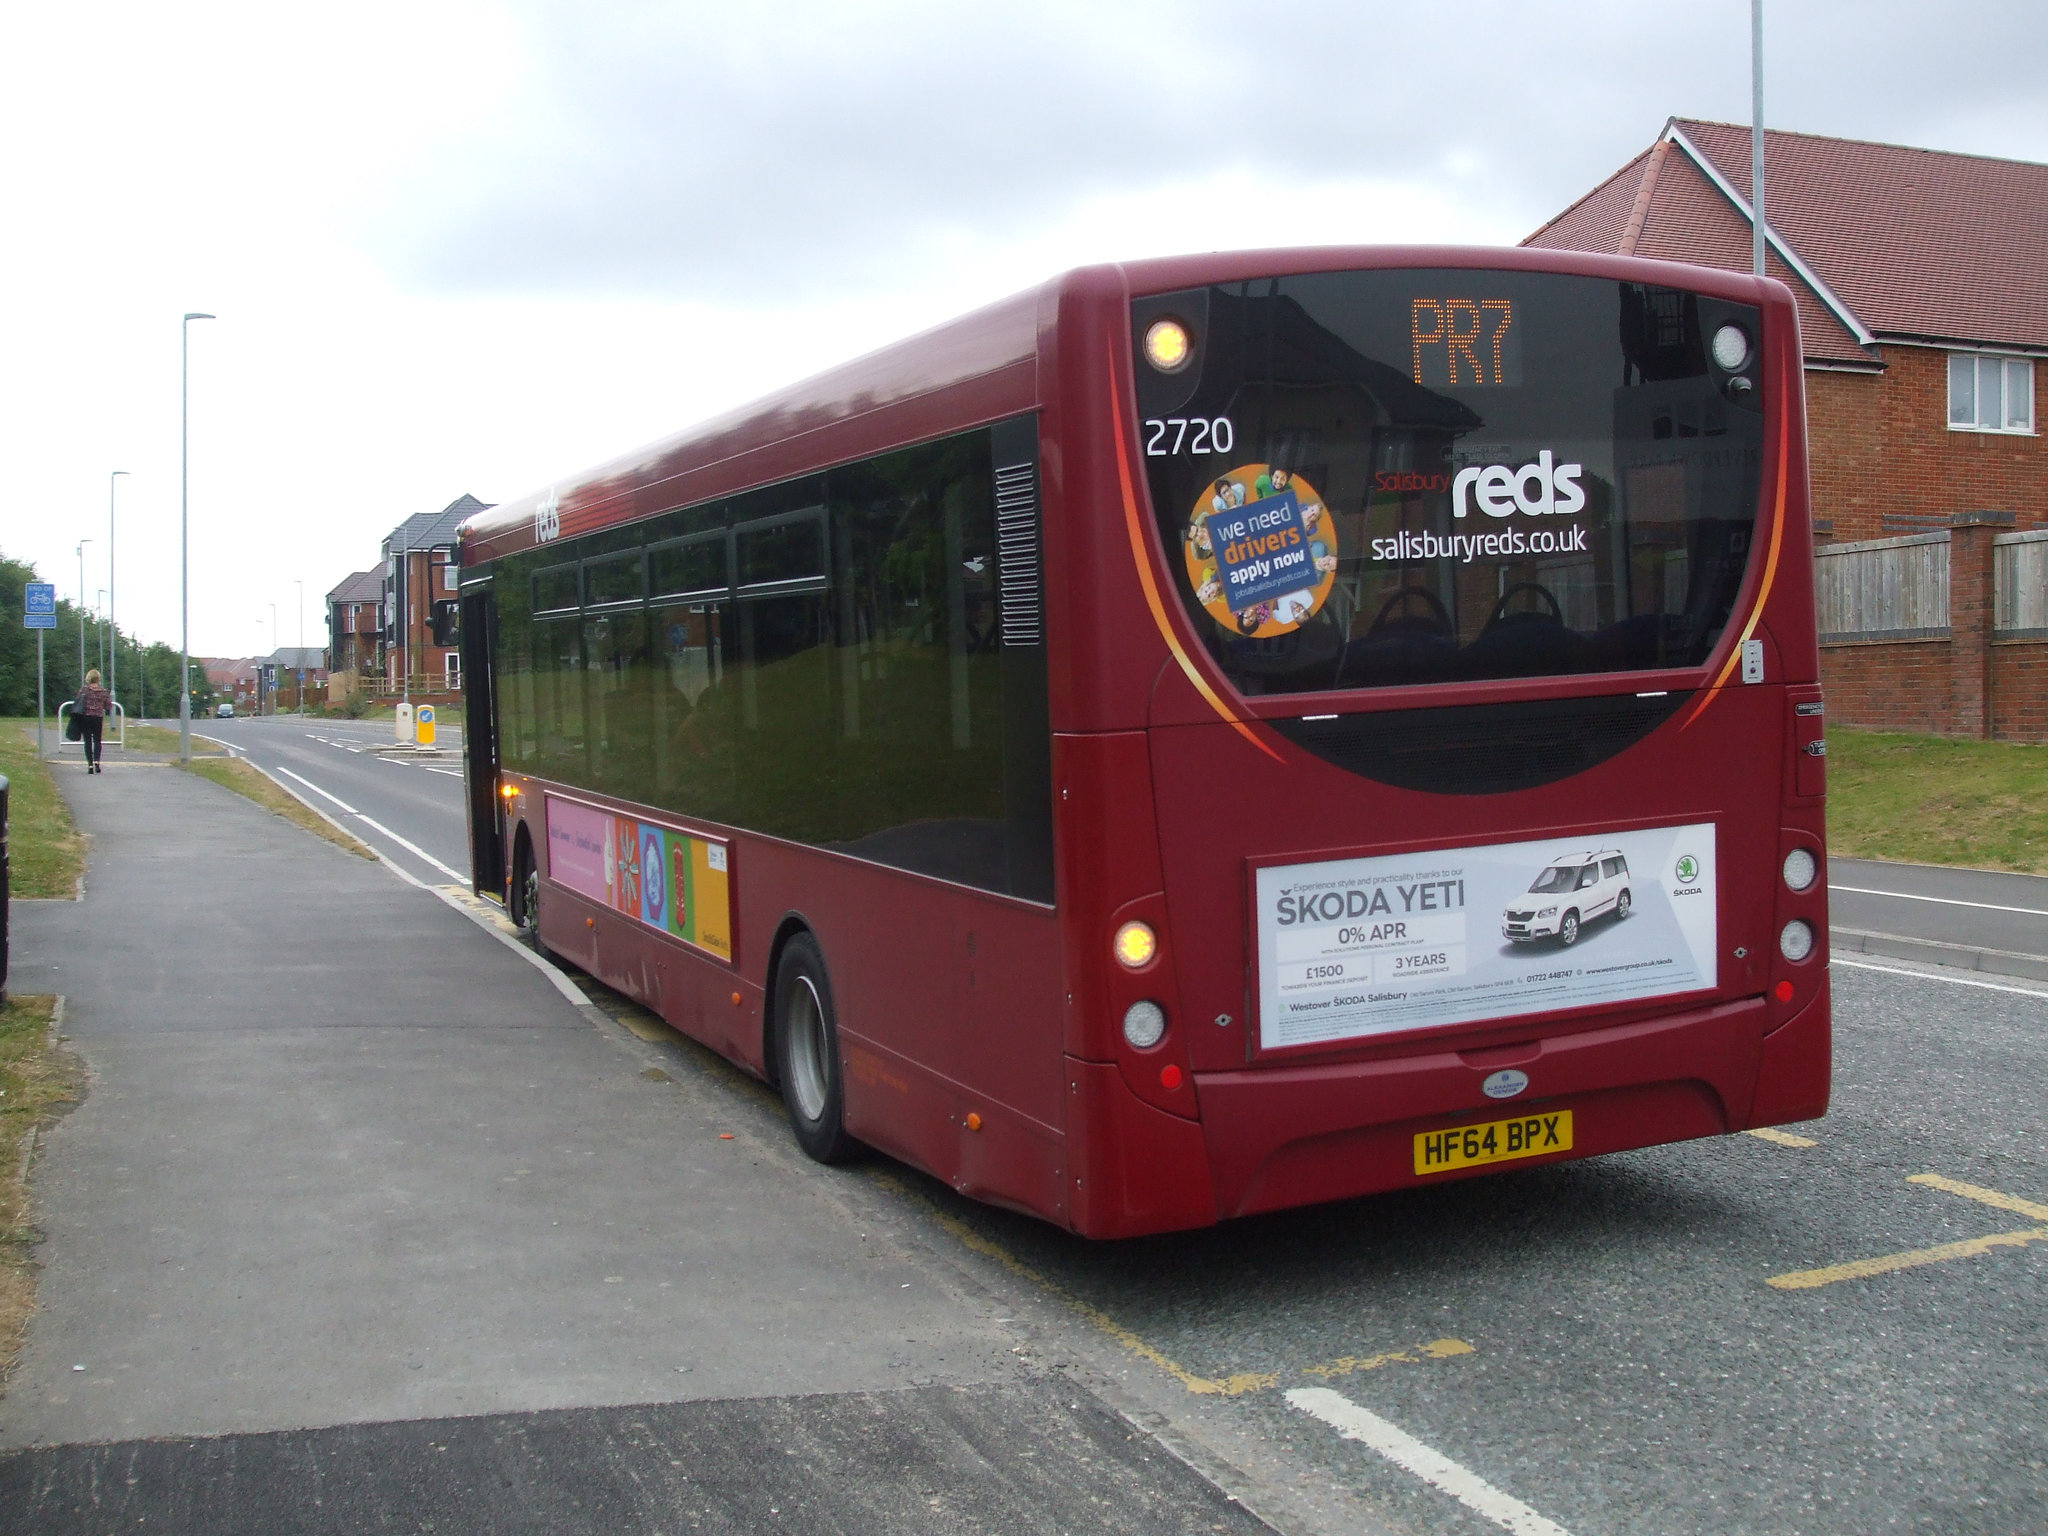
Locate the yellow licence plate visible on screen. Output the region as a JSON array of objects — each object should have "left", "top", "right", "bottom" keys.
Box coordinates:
[{"left": 1414, "top": 1110, "right": 1574, "bottom": 1175}]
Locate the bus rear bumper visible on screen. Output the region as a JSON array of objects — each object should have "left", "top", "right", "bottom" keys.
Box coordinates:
[{"left": 1197, "top": 995, "right": 1789, "bottom": 1221}]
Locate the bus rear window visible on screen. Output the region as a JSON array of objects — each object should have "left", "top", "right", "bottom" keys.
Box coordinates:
[{"left": 1131, "top": 270, "right": 1766, "bottom": 695}]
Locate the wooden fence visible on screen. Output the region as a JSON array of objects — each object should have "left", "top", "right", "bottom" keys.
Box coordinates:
[{"left": 1814, "top": 532, "right": 1950, "bottom": 642}]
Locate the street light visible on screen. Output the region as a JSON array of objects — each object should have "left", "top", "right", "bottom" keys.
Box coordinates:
[
  {"left": 181, "top": 312, "right": 214, "bottom": 764},
  {"left": 95, "top": 590, "right": 107, "bottom": 679},
  {"left": 293, "top": 577, "right": 305, "bottom": 714},
  {"left": 109, "top": 470, "right": 127, "bottom": 709},
  {"left": 76, "top": 537, "right": 93, "bottom": 685}
]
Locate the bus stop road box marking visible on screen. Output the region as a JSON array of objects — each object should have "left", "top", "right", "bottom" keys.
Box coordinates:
[
  {"left": 546, "top": 794, "right": 731, "bottom": 962},
  {"left": 1254, "top": 823, "right": 1718, "bottom": 1051}
]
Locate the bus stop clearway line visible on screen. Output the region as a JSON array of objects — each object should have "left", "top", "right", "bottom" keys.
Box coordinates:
[{"left": 1768, "top": 1174, "right": 2048, "bottom": 1290}]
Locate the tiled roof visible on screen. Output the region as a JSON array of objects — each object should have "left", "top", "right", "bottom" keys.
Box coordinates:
[
  {"left": 384, "top": 493, "right": 491, "bottom": 555},
  {"left": 1526, "top": 119, "right": 2048, "bottom": 357},
  {"left": 267, "top": 647, "right": 328, "bottom": 671},
  {"left": 325, "top": 568, "right": 382, "bottom": 605}
]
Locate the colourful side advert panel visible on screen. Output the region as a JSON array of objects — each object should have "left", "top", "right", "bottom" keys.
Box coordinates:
[
  {"left": 545, "top": 794, "right": 732, "bottom": 962},
  {"left": 1254, "top": 823, "right": 1717, "bottom": 1050}
]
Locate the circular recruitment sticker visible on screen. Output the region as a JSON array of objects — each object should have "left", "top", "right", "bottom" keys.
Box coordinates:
[{"left": 1183, "top": 465, "right": 1337, "bottom": 637}]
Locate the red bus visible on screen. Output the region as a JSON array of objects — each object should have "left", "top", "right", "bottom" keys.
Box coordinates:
[{"left": 456, "top": 247, "right": 1829, "bottom": 1238}]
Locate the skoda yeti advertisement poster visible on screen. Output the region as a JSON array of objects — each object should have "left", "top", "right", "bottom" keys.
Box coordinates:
[{"left": 1253, "top": 824, "right": 1718, "bottom": 1050}]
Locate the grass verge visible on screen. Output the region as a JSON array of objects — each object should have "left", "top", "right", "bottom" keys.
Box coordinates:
[
  {"left": 122, "top": 723, "right": 228, "bottom": 757},
  {"left": 1829, "top": 728, "right": 2048, "bottom": 873},
  {"left": 1, "top": 995, "right": 81, "bottom": 1393},
  {"left": 0, "top": 724, "right": 87, "bottom": 898},
  {"left": 180, "top": 757, "right": 376, "bottom": 861}
]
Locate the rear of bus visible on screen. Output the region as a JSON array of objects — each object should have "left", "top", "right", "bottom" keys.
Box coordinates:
[{"left": 1052, "top": 251, "right": 1828, "bottom": 1237}]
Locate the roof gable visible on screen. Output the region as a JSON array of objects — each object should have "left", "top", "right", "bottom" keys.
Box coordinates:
[
  {"left": 1673, "top": 119, "right": 2048, "bottom": 350},
  {"left": 1530, "top": 119, "right": 2048, "bottom": 356}
]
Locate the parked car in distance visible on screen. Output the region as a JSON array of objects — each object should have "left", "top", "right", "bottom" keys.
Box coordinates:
[
  {"left": 1502, "top": 849, "right": 1631, "bottom": 946},
  {"left": 216, "top": 703, "right": 235, "bottom": 718}
]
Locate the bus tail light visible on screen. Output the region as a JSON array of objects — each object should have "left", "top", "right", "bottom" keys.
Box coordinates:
[
  {"left": 1779, "top": 920, "right": 1815, "bottom": 963},
  {"left": 1113, "top": 920, "right": 1158, "bottom": 970},
  {"left": 1122, "top": 1000, "right": 1166, "bottom": 1050},
  {"left": 1782, "top": 847, "right": 1816, "bottom": 892}
]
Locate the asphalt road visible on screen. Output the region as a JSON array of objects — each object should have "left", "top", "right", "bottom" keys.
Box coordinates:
[
  {"left": 196, "top": 713, "right": 473, "bottom": 886},
  {"left": 19, "top": 731, "right": 2040, "bottom": 1534},
  {"left": 1831, "top": 856, "right": 2048, "bottom": 980}
]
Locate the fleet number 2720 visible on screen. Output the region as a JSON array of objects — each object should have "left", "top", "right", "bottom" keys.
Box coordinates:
[{"left": 1143, "top": 417, "right": 1235, "bottom": 456}]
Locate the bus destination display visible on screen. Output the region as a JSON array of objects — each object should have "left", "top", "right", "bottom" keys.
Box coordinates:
[
  {"left": 1253, "top": 823, "right": 1718, "bottom": 1050},
  {"left": 1410, "top": 296, "right": 1520, "bottom": 387}
]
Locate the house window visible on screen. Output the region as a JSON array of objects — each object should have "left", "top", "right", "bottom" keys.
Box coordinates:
[
  {"left": 445, "top": 652, "right": 462, "bottom": 688},
  {"left": 1949, "top": 352, "right": 2035, "bottom": 433},
  {"left": 442, "top": 563, "right": 459, "bottom": 592}
]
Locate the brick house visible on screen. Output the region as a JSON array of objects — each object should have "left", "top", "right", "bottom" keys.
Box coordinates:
[
  {"left": 326, "top": 568, "right": 384, "bottom": 693},
  {"left": 1526, "top": 120, "right": 2047, "bottom": 738},
  {"left": 383, "top": 494, "right": 490, "bottom": 695}
]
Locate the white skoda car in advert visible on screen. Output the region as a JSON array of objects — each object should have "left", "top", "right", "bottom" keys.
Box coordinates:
[{"left": 1502, "top": 850, "right": 1632, "bottom": 946}]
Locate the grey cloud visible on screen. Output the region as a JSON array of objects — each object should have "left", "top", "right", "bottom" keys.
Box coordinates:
[{"left": 372, "top": 0, "right": 2048, "bottom": 299}]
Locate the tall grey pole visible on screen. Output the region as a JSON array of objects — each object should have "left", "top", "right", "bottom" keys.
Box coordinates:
[
  {"left": 36, "top": 630, "right": 45, "bottom": 760},
  {"left": 76, "top": 538, "right": 92, "bottom": 684},
  {"left": 181, "top": 312, "right": 214, "bottom": 765},
  {"left": 294, "top": 578, "right": 304, "bottom": 713},
  {"left": 109, "top": 470, "right": 127, "bottom": 708},
  {"left": 1751, "top": 0, "right": 1766, "bottom": 277}
]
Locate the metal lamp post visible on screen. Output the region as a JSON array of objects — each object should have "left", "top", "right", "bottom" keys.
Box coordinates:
[
  {"left": 293, "top": 578, "right": 304, "bottom": 713},
  {"left": 109, "top": 470, "right": 127, "bottom": 708},
  {"left": 76, "top": 538, "right": 93, "bottom": 685},
  {"left": 181, "top": 311, "right": 215, "bottom": 764}
]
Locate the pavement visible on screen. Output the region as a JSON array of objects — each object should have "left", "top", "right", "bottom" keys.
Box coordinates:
[{"left": 0, "top": 754, "right": 1268, "bottom": 1535}]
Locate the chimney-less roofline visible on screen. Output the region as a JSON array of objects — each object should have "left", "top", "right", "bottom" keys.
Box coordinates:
[{"left": 1662, "top": 121, "right": 1879, "bottom": 350}]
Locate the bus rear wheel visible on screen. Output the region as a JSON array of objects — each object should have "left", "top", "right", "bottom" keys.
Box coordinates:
[{"left": 773, "top": 934, "right": 857, "bottom": 1165}]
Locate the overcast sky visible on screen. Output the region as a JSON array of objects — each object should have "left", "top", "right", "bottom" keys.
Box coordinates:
[{"left": 2, "top": 0, "right": 2043, "bottom": 659}]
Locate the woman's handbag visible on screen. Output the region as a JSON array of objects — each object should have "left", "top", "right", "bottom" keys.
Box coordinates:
[{"left": 65, "top": 709, "right": 83, "bottom": 741}]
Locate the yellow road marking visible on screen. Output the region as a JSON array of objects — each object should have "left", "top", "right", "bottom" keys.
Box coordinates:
[
  {"left": 1769, "top": 1172, "right": 2048, "bottom": 1290},
  {"left": 1747, "top": 1128, "right": 1817, "bottom": 1148},
  {"left": 1301, "top": 1339, "right": 1475, "bottom": 1380},
  {"left": 1768, "top": 1227, "right": 2048, "bottom": 1290},
  {"left": 870, "top": 1172, "right": 1470, "bottom": 1396},
  {"left": 1910, "top": 1172, "right": 2048, "bottom": 1223}
]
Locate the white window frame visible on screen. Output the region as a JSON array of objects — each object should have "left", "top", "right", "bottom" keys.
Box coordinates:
[
  {"left": 1948, "top": 351, "right": 2036, "bottom": 435},
  {"left": 442, "top": 562, "right": 458, "bottom": 592},
  {"left": 445, "top": 651, "right": 462, "bottom": 688}
]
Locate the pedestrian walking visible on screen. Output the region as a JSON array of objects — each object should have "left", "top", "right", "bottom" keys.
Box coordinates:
[{"left": 76, "top": 668, "right": 112, "bottom": 774}]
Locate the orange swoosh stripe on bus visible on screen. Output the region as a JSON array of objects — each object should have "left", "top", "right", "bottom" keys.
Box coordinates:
[
  {"left": 1109, "top": 341, "right": 1283, "bottom": 761},
  {"left": 1678, "top": 367, "right": 1791, "bottom": 732}
]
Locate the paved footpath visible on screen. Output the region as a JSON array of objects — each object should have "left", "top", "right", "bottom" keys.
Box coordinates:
[{"left": 1, "top": 758, "right": 1267, "bottom": 1535}]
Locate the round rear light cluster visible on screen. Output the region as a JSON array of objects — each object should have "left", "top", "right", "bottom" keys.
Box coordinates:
[
  {"left": 1122, "top": 1001, "right": 1166, "bottom": 1050},
  {"left": 1779, "top": 919, "right": 1816, "bottom": 963},
  {"left": 1782, "top": 847, "right": 1818, "bottom": 892}
]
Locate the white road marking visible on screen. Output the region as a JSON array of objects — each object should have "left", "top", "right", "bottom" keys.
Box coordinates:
[
  {"left": 355, "top": 815, "right": 466, "bottom": 882},
  {"left": 1830, "top": 884, "right": 2048, "bottom": 919},
  {"left": 421, "top": 765, "right": 463, "bottom": 778},
  {"left": 1834, "top": 956, "right": 2048, "bottom": 1001},
  {"left": 1286, "top": 1388, "right": 1573, "bottom": 1536},
  {"left": 271, "top": 766, "right": 465, "bottom": 882},
  {"left": 275, "top": 767, "right": 357, "bottom": 814}
]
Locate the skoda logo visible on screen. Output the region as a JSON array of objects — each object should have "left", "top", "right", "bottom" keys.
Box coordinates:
[{"left": 1675, "top": 854, "right": 1699, "bottom": 882}]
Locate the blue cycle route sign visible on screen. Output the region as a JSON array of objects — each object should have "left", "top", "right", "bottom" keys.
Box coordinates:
[{"left": 23, "top": 582, "right": 56, "bottom": 629}]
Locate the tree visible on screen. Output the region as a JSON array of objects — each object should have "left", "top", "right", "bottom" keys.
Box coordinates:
[{"left": 1, "top": 548, "right": 217, "bottom": 719}]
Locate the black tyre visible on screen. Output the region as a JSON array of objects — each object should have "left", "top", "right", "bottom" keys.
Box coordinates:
[
  {"left": 773, "top": 933, "right": 858, "bottom": 1164},
  {"left": 512, "top": 836, "right": 548, "bottom": 956},
  {"left": 1616, "top": 888, "right": 1632, "bottom": 919},
  {"left": 1559, "top": 910, "right": 1581, "bottom": 946}
]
